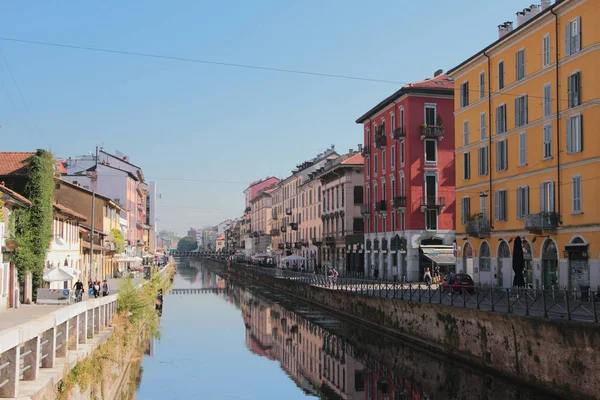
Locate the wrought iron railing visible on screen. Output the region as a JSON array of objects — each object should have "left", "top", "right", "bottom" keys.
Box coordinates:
[{"left": 525, "top": 212, "right": 559, "bottom": 231}]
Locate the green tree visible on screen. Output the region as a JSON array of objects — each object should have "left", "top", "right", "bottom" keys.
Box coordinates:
[
  {"left": 177, "top": 236, "right": 198, "bottom": 252},
  {"left": 12, "top": 150, "right": 55, "bottom": 295},
  {"left": 111, "top": 228, "right": 125, "bottom": 253}
]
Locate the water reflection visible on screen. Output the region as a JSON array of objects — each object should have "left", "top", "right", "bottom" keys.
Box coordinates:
[{"left": 133, "top": 260, "right": 554, "bottom": 400}]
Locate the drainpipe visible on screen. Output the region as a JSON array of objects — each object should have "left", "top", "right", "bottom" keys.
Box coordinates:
[
  {"left": 483, "top": 51, "right": 493, "bottom": 229},
  {"left": 550, "top": 8, "right": 562, "bottom": 224}
]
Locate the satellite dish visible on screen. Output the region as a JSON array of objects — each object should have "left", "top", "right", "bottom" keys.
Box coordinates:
[{"left": 434, "top": 69, "right": 444, "bottom": 77}]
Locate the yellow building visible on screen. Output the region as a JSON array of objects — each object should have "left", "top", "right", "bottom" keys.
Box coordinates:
[{"left": 448, "top": 0, "right": 598, "bottom": 292}]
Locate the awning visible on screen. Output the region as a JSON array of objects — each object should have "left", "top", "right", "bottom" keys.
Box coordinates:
[
  {"left": 421, "top": 246, "right": 456, "bottom": 265},
  {"left": 43, "top": 267, "right": 76, "bottom": 282}
]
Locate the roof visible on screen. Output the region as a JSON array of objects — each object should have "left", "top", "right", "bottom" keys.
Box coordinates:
[
  {"left": 447, "top": 0, "right": 565, "bottom": 75},
  {"left": 100, "top": 149, "right": 141, "bottom": 169},
  {"left": 55, "top": 160, "right": 68, "bottom": 174},
  {"left": 86, "top": 163, "right": 139, "bottom": 181},
  {"left": 216, "top": 234, "right": 225, "bottom": 240},
  {"left": 356, "top": 74, "right": 453, "bottom": 123},
  {"left": 53, "top": 202, "right": 86, "bottom": 220},
  {"left": 0, "top": 184, "right": 31, "bottom": 207},
  {"left": 341, "top": 153, "right": 364, "bottom": 165},
  {"left": 56, "top": 178, "right": 124, "bottom": 211},
  {"left": 0, "top": 152, "right": 35, "bottom": 176}
]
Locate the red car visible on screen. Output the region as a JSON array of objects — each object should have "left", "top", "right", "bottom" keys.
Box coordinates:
[{"left": 441, "top": 273, "right": 475, "bottom": 293}]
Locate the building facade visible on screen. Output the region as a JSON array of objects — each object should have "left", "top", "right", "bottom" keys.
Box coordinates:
[
  {"left": 243, "top": 177, "right": 281, "bottom": 256},
  {"left": 449, "top": 0, "right": 599, "bottom": 291},
  {"left": 250, "top": 188, "right": 275, "bottom": 254},
  {"left": 357, "top": 73, "right": 456, "bottom": 282}
]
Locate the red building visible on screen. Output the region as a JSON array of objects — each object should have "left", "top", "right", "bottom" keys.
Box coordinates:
[{"left": 356, "top": 72, "right": 456, "bottom": 282}]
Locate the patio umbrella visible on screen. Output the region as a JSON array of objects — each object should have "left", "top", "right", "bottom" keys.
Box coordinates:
[
  {"left": 512, "top": 236, "right": 526, "bottom": 287},
  {"left": 43, "top": 267, "right": 76, "bottom": 282}
]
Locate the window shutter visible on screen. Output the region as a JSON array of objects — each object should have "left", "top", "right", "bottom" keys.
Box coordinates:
[
  {"left": 566, "top": 117, "right": 572, "bottom": 153},
  {"left": 565, "top": 21, "right": 572, "bottom": 56},
  {"left": 568, "top": 74, "right": 573, "bottom": 107},
  {"left": 575, "top": 17, "right": 581, "bottom": 52},
  {"left": 524, "top": 95, "right": 528, "bottom": 124},
  {"left": 494, "top": 192, "right": 499, "bottom": 221},
  {"left": 549, "top": 181, "right": 555, "bottom": 212},
  {"left": 525, "top": 186, "right": 529, "bottom": 216},
  {"left": 503, "top": 140, "right": 508, "bottom": 170},
  {"left": 517, "top": 188, "right": 522, "bottom": 219},
  {"left": 540, "top": 183, "right": 546, "bottom": 213},
  {"left": 579, "top": 114, "right": 583, "bottom": 151},
  {"left": 496, "top": 142, "right": 500, "bottom": 171},
  {"left": 514, "top": 97, "right": 519, "bottom": 126},
  {"left": 575, "top": 72, "right": 581, "bottom": 106}
]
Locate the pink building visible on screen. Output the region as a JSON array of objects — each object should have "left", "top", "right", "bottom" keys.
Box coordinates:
[
  {"left": 356, "top": 72, "right": 456, "bottom": 282},
  {"left": 243, "top": 177, "right": 280, "bottom": 256}
]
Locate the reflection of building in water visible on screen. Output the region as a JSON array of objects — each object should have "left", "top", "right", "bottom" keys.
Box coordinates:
[
  {"left": 363, "top": 355, "right": 427, "bottom": 400},
  {"left": 321, "top": 329, "right": 365, "bottom": 399},
  {"left": 241, "top": 290, "right": 274, "bottom": 360}
]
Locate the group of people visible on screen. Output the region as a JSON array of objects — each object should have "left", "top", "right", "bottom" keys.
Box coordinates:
[{"left": 73, "top": 278, "right": 110, "bottom": 301}]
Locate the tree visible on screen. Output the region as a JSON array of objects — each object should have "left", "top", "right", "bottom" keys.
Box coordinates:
[
  {"left": 111, "top": 228, "right": 125, "bottom": 254},
  {"left": 177, "top": 236, "right": 198, "bottom": 252}
]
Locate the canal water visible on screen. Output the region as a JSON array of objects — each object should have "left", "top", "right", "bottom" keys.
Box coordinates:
[{"left": 132, "top": 259, "right": 557, "bottom": 400}]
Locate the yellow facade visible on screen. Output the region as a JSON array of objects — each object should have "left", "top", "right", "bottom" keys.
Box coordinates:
[{"left": 449, "top": 0, "right": 599, "bottom": 291}]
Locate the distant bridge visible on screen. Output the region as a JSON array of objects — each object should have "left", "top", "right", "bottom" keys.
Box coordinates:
[
  {"left": 169, "top": 287, "right": 227, "bottom": 295},
  {"left": 172, "top": 251, "right": 227, "bottom": 257}
]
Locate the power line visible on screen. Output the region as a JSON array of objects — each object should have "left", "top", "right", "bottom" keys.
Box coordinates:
[{"left": 0, "top": 37, "right": 403, "bottom": 85}]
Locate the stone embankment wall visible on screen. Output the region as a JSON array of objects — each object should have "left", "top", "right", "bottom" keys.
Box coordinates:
[{"left": 227, "top": 264, "right": 599, "bottom": 399}]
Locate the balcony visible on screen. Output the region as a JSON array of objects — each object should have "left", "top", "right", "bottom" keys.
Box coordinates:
[
  {"left": 289, "top": 222, "right": 298, "bottom": 231},
  {"left": 392, "top": 127, "right": 406, "bottom": 141},
  {"left": 285, "top": 207, "right": 292, "bottom": 216},
  {"left": 375, "top": 200, "right": 387, "bottom": 214},
  {"left": 525, "top": 212, "right": 559, "bottom": 232},
  {"left": 393, "top": 196, "right": 406, "bottom": 210},
  {"left": 420, "top": 196, "right": 445, "bottom": 210},
  {"left": 245, "top": 206, "right": 251, "bottom": 213},
  {"left": 280, "top": 225, "right": 287, "bottom": 233},
  {"left": 301, "top": 240, "right": 310, "bottom": 247},
  {"left": 272, "top": 210, "right": 278, "bottom": 220},
  {"left": 324, "top": 236, "right": 336, "bottom": 246},
  {"left": 360, "top": 204, "right": 371, "bottom": 217},
  {"left": 252, "top": 232, "right": 259, "bottom": 238},
  {"left": 361, "top": 145, "right": 370, "bottom": 157},
  {"left": 312, "top": 238, "right": 322, "bottom": 246},
  {"left": 375, "top": 134, "right": 387, "bottom": 149},
  {"left": 278, "top": 243, "right": 285, "bottom": 250},
  {"left": 420, "top": 124, "right": 444, "bottom": 140},
  {"left": 465, "top": 218, "right": 491, "bottom": 237},
  {"left": 294, "top": 242, "right": 302, "bottom": 249},
  {"left": 270, "top": 228, "right": 280, "bottom": 236}
]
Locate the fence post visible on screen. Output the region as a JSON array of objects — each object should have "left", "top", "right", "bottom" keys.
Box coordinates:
[
  {"left": 506, "top": 288, "right": 510, "bottom": 313},
  {"left": 490, "top": 288, "right": 495, "bottom": 312},
  {"left": 565, "top": 290, "right": 571, "bottom": 321},
  {"left": 475, "top": 289, "right": 480, "bottom": 310},
  {"left": 592, "top": 290, "right": 598, "bottom": 323},
  {"left": 524, "top": 288, "right": 529, "bottom": 316}
]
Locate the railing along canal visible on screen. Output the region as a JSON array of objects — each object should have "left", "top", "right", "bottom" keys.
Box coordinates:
[{"left": 202, "top": 256, "right": 600, "bottom": 324}]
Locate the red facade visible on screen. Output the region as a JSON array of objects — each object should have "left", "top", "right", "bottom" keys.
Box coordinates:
[{"left": 357, "top": 74, "right": 456, "bottom": 235}]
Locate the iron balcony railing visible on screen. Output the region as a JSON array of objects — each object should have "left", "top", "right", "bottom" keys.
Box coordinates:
[
  {"left": 289, "top": 222, "right": 298, "bottom": 231},
  {"left": 270, "top": 229, "right": 280, "bottom": 236},
  {"left": 465, "top": 219, "right": 491, "bottom": 237},
  {"left": 280, "top": 225, "right": 287, "bottom": 233},
  {"left": 285, "top": 207, "right": 292, "bottom": 216},
  {"left": 361, "top": 146, "right": 371, "bottom": 157},
  {"left": 392, "top": 127, "right": 406, "bottom": 140},
  {"left": 420, "top": 125, "right": 444, "bottom": 139},
  {"left": 420, "top": 196, "right": 445, "bottom": 208},
  {"left": 312, "top": 238, "right": 322, "bottom": 246},
  {"left": 375, "top": 134, "right": 386, "bottom": 149},
  {"left": 272, "top": 210, "right": 278, "bottom": 220},
  {"left": 393, "top": 196, "right": 406, "bottom": 209},
  {"left": 324, "top": 236, "right": 336, "bottom": 246},
  {"left": 525, "top": 212, "right": 559, "bottom": 231},
  {"left": 375, "top": 200, "right": 387, "bottom": 213}
]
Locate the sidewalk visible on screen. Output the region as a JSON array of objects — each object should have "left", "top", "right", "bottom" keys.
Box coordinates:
[{"left": 0, "top": 274, "right": 144, "bottom": 332}]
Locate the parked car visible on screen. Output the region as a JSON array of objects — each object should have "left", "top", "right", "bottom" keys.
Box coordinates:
[{"left": 441, "top": 273, "right": 475, "bottom": 293}]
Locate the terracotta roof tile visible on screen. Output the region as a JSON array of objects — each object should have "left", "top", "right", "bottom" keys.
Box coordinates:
[
  {"left": 402, "top": 73, "right": 453, "bottom": 90},
  {"left": 341, "top": 153, "right": 364, "bottom": 165},
  {"left": 217, "top": 234, "right": 225, "bottom": 240},
  {"left": 0, "top": 152, "right": 35, "bottom": 176},
  {"left": 0, "top": 184, "right": 31, "bottom": 206},
  {"left": 53, "top": 202, "right": 86, "bottom": 220}
]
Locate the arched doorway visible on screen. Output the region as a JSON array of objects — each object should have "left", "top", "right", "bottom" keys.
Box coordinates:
[
  {"left": 381, "top": 238, "right": 388, "bottom": 278},
  {"left": 479, "top": 242, "right": 491, "bottom": 285},
  {"left": 541, "top": 239, "right": 558, "bottom": 289},
  {"left": 373, "top": 239, "right": 380, "bottom": 274},
  {"left": 391, "top": 235, "right": 401, "bottom": 279},
  {"left": 463, "top": 242, "right": 474, "bottom": 278},
  {"left": 567, "top": 237, "right": 590, "bottom": 297},
  {"left": 522, "top": 239, "right": 534, "bottom": 288},
  {"left": 497, "top": 240, "right": 511, "bottom": 287}
]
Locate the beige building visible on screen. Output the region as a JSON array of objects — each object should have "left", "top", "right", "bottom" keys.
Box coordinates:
[
  {"left": 250, "top": 188, "right": 276, "bottom": 254},
  {"left": 269, "top": 184, "right": 283, "bottom": 254},
  {"left": 298, "top": 173, "right": 323, "bottom": 270}
]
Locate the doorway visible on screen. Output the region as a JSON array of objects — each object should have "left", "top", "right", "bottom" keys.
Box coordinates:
[
  {"left": 541, "top": 239, "right": 558, "bottom": 289},
  {"left": 497, "top": 240, "right": 511, "bottom": 287}
]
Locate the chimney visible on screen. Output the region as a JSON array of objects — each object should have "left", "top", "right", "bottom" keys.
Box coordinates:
[
  {"left": 349, "top": 148, "right": 353, "bottom": 155},
  {"left": 358, "top": 144, "right": 363, "bottom": 152},
  {"left": 498, "top": 22, "right": 513, "bottom": 38},
  {"left": 516, "top": 10, "right": 527, "bottom": 26},
  {"left": 331, "top": 144, "right": 335, "bottom": 151},
  {"left": 522, "top": 5, "right": 540, "bottom": 23},
  {"left": 541, "top": 0, "right": 551, "bottom": 11}
]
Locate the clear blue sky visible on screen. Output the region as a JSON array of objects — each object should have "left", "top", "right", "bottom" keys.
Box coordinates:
[{"left": 0, "top": 0, "right": 532, "bottom": 235}]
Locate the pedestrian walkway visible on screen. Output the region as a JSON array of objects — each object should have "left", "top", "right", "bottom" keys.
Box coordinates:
[{"left": 0, "top": 274, "right": 144, "bottom": 332}]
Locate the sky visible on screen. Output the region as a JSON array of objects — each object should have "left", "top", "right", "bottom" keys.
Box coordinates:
[{"left": 0, "top": 0, "right": 535, "bottom": 236}]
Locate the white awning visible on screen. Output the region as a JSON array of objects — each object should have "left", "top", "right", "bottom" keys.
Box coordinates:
[
  {"left": 43, "top": 267, "right": 76, "bottom": 282},
  {"left": 421, "top": 246, "right": 456, "bottom": 265}
]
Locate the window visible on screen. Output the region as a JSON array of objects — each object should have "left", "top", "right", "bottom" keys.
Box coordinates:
[
  {"left": 400, "top": 106, "right": 405, "bottom": 130},
  {"left": 543, "top": 124, "right": 552, "bottom": 159},
  {"left": 479, "top": 71, "right": 485, "bottom": 99},
  {"left": 400, "top": 141, "right": 405, "bottom": 165},
  {"left": 366, "top": 127, "right": 370, "bottom": 146},
  {"left": 461, "top": 197, "right": 470, "bottom": 224},
  {"left": 460, "top": 82, "right": 469, "bottom": 108},
  {"left": 400, "top": 211, "right": 406, "bottom": 230},
  {"left": 494, "top": 190, "right": 507, "bottom": 221},
  {"left": 391, "top": 145, "right": 395, "bottom": 169},
  {"left": 425, "top": 140, "right": 437, "bottom": 165},
  {"left": 543, "top": 84, "right": 552, "bottom": 117},
  {"left": 463, "top": 120, "right": 469, "bottom": 146},
  {"left": 374, "top": 153, "right": 378, "bottom": 174},
  {"left": 540, "top": 181, "right": 555, "bottom": 212},
  {"left": 543, "top": 34, "right": 551, "bottom": 68},
  {"left": 366, "top": 158, "right": 370, "bottom": 177},
  {"left": 463, "top": 152, "right": 470, "bottom": 180},
  {"left": 480, "top": 195, "right": 488, "bottom": 219},
  {"left": 496, "top": 104, "right": 506, "bottom": 134},
  {"left": 381, "top": 149, "right": 386, "bottom": 172},
  {"left": 514, "top": 95, "right": 528, "bottom": 127},
  {"left": 519, "top": 132, "right": 527, "bottom": 166},
  {"left": 572, "top": 175, "right": 582, "bottom": 214},
  {"left": 478, "top": 146, "right": 488, "bottom": 176},
  {"left": 498, "top": 61, "right": 505, "bottom": 89},
  {"left": 425, "top": 209, "right": 438, "bottom": 230},
  {"left": 425, "top": 104, "right": 436, "bottom": 125},
  {"left": 381, "top": 181, "right": 386, "bottom": 202},
  {"left": 516, "top": 186, "right": 529, "bottom": 220},
  {"left": 516, "top": 49, "right": 525, "bottom": 81},
  {"left": 565, "top": 17, "right": 582, "bottom": 56},
  {"left": 496, "top": 139, "right": 508, "bottom": 171},
  {"left": 480, "top": 112, "right": 486, "bottom": 140},
  {"left": 568, "top": 72, "right": 581, "bottom": 108},
  {"left": 391, "top": 178, "right": 396, "bottom": 198},
  {"left": 566, "top": 115, "right": 582, "bottom": 154},
  {"left": 390, "top": 113, "right": 395, "bottom": 135}
]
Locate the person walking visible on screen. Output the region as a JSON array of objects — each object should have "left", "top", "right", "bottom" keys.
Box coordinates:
[
  {"left": 374, "top": 267, "right": 379, "bottom": 280},
  {"left": 73, "top": 279, "right": 84, "bottom": 302},
  {"left": 102, "top": 280, "right": 110, "bottom": 297},
  {"left": 93, "top": 281, "right": 101, "bottom": 298},
  {"left": 424, "top": 267, "right": 432, "bottom": 285}
]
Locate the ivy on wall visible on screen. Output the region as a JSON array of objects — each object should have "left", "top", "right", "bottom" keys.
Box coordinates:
[{"left": 12, "top": 150, "right": 54, "bottom": 293}]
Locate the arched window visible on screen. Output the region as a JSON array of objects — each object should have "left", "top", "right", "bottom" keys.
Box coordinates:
[
  {"left": 479, "top": 242, "right": 491, "bottom": 271},
  {"left": 498, "top": 240, "right": 511, "bottom": 258},
  {"left": 463, "top": 242, "right": 473, "bottom": 258}
]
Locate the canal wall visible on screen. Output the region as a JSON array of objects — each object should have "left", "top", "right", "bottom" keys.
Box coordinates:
[{"left": 224, "top": 263, "right": 599, "bottom": 399}]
